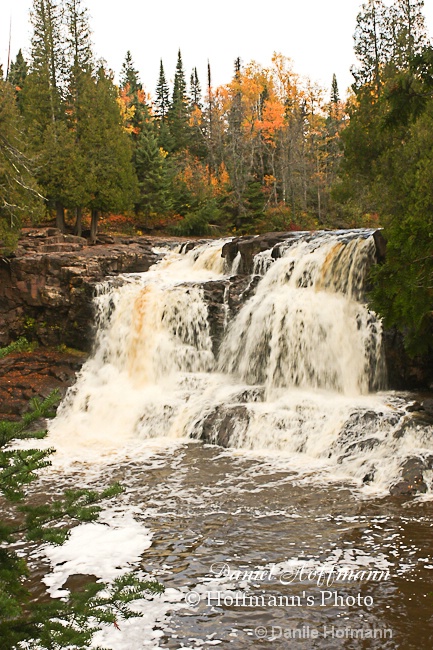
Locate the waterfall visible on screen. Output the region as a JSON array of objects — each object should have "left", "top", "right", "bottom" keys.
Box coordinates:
[
  {"left": 219, "top": 233, "right": 385, "bottom": 396},
  {"left": 49, "top": 231, "right": 433, "bottom": 495}
]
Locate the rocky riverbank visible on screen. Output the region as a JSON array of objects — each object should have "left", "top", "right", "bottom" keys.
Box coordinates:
[{"left": 0, "top": 228, "right": 181, "bottom": 351}]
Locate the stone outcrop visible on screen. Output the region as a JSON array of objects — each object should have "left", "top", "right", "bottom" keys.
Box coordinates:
[
  {"left": 382, "top": 327, "right": 433, "bottom": 390},
  {"left": 0, "top": 349, "right": 86, "bottom": 419},
  {"left": 221, "top": 229, "right": 388, "bottom": 275},
  {"left": 0, "top": 228, "right": 168, "bottom": 351}
]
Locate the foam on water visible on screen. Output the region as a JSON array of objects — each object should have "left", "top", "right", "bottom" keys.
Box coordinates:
[{"left": 48, "top": 230, "right": 433, "bottom": 496}]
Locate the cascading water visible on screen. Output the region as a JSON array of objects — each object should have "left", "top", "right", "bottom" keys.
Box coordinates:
[{"left": 50, "top": 230, "right": 433, "bottom": 496}]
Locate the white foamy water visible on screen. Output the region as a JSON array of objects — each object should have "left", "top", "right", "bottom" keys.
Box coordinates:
[{"left": 48, "top": 231, "right": 433, "bottom": 496}]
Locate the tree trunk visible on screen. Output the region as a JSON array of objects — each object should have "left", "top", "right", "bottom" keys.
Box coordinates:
[
  {"left": 55, "top": 202, "right": 66, "bottom": 233},
  {"left": 74, "top": 207, "right": 82, "bottom": 237},
  {"left": 90, "top": 208, "right": 98, "bottom": 244}
]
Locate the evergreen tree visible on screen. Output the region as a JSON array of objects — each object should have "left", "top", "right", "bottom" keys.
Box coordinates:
[
  {"left": 7, "top": 50, "right": 28, "bottom": 111},
  {"left": 23, "top": 0, "right": 69, "bottom": 231},
  {"left": 154, "top": 59, "right": 170, "bottom": 121},
  {"left": 167, "top": 50, "right": 191, "bottom": 152},
  {"left": 135, "top": 120, "right": 171, "bottom": 222},
  {"left": 119, "top": 50, "right": 150, "bottom": 138},
  {"left": 120, "top": 50, "right": 141, "bottom": 93},
  {"left": 331, "top": 73, "right": 340, "bottom": 104},
  {"left": 390, "top": 0, "right": 428, "bottom": 68},
  {"left": 154, "top": 59, "right": 172, "bottom": 151},
  {"left": 352, "top": 0, "right": 391, "bottom": 95},
  {"left": 0, "top": 389, "right": 164, "bottom": 649},
  {"left": 79, "top": 66, "right": 138, "bottom": 242},
  {"left": 28, "top": 0, "right": 66, "bottom": 125},
  {"left": 190, "top": 67, "right": 202, "bottom": 108},
  {"left": 63, "top": 0, "right": 94, "bottom": 234},
  {"left": 0, "top": 77, "right": 44, "bottom": 252}
]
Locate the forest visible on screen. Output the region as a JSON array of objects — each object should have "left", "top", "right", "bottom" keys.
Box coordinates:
[{"left": 0, "top": 0, "right": 432, "bottom": 352}]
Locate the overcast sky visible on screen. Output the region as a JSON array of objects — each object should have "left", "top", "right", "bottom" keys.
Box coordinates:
[{"left": 1, "top": 0, "right": 433, "bottom": 99}]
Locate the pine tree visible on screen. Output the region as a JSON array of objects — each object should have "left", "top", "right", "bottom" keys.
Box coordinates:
[
  {"left": 331, "top": 73, "right": 340, "bottom": 104},
  {"left": 7, "top": 50, "right": 28, "bottom": 112},
  {"left": 120, "top": 50, "right": 141, "bottom": 93},
  {"left": 167, "top": 50, "right": 191, "bottom": 152},
  {"left": 0, "top": 388, "right": 164, "bottom": 649},
  {"left": 23, "top": 0, "right": 69, "bottom": 231},
  {"left": 0, "top": 77, "right": 44, "bottom": 252},
  {"left": 190, "top": 67, "right": 202, "bottom": 108},
  {"left": 154, "top": 59, "right": 170, "bottom": 121},
  {"left": 154, "top": 59, "right": 172, "bottom": 152},
  {"left": 352, "top": 0, "right": 391, "bottom": 96},
  {"left": 79, "top": 66, "right": 138, "bottom": 242},
  {"left": 135, "top": 120, "right": 171, "bottom": 223},
  {"left": 119, "top": 50, "right": 151, "bottom": 138},
  {"left": 390, "top": 0, "right": 428, "bottom": 68}
]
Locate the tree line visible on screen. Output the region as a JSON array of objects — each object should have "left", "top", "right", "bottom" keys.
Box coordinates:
[{"left": 1, "top": 0, "right": 349, "bottom": 246}]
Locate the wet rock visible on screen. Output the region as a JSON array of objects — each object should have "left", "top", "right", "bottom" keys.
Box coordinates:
[
  {"left": 390, "top": 481, "right": 421, "bottom": 497},
  {"left": 390, "top": 457, "right": 428, "bottom": 496},
  {"left": 222, "top": 232, "right": 301, "bottom": 275},
  {"left": 372, "top": 230, "right": 387, "bottom": 263},
  {"left": 382, "top": 328, "right": 433, "bottom": 390},
  {"left": 422, "top": 399, "right": 433, "bottom": 416},
  {"left": 198, "top": 405, "right": 251, "bottom": 448},
  {"left": 407, "top": 401, "right": 423, "bottom": 412},
  {"left": 362, "top": 468, "right": 376, "bottom": 484}
]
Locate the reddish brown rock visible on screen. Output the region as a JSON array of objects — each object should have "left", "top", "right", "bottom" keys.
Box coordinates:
[{"left": 0, "top": 349, "right": 86, "bottom": 419}]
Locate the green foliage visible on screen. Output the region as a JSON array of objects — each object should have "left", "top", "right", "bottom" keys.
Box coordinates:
[
  {"left": 0, "top": 337, "right": 37, "bottom": 359},
  {"left": 0, "top": 77, "right": 44, "bottom": 250},
  {"left": 171, "top": 199, "right": 222, "bottom": 236},
  {"left": 0, "top": 393, "right": 164, "bottom": 649},
  {"left": 339, "top": 0, "right": 433, "bottom": 354}
]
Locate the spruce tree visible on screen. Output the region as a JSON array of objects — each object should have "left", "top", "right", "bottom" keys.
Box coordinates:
[
  {"left": 167, "top": 50, "right": 191, "bottom": 152},
  {"left": 120, "top": 50, "right": 141, "bottom": 93},
  {"left": 120, "top": 50, "right": 151, "bottom": 139},
  {"left": 135, "top": 120, "right": 171, "bottom": 223},
  {"left": 7, "top": 50, "right": 28, "bottom": 112},
  {"left": 154, "top": 59, "right": 173, "bottom": 152},
  {"left": 331, "top": 73, "right": 340, "bottom": 104},
  {"left": 154, "top": 59, "right": 170, "bottom": 121},
  {"left": 190, "top": 67, "right": 202, "bottom": 108}
]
